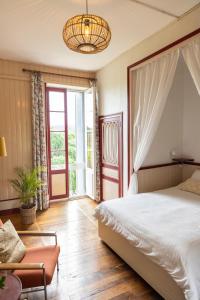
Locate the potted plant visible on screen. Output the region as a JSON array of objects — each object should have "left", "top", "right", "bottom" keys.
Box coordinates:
[{"left": 10, "top": 167, "right": 42, "bottom": 225}]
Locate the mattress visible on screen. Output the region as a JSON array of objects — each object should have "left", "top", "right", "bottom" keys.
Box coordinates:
[{"left": 95, "top": 187, "right": 200, "bottom": 300}]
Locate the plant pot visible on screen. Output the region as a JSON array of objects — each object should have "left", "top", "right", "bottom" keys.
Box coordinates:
[{"left": 20, "top": 205, "right": 37, "bottom": 225}]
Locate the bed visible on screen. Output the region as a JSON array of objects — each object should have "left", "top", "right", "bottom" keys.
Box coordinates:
[{"left": 95, "top": 186, "right": 200, "bottom": 300}]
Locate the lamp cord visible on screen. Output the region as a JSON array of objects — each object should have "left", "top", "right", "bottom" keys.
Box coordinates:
[{"left": 86, "top": 0, "right": 88, "bottom": 14}]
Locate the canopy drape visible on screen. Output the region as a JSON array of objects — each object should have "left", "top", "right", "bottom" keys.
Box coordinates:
[
  {"left": 128, "top": 49, "right": 180, "bottom": 194},
  {"left": 182, "top": 36, "right": 200, "bottom": 96}
]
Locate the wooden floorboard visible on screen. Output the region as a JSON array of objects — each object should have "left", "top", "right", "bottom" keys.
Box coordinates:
[{"left": 1, "top": 198, "right": 162, "bottom": 300}]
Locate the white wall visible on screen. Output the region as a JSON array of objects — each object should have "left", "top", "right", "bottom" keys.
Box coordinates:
[
  {"left": 182, "top": 61, "right": 200, "bottom": 161},
  {"left": 0, "top": 59, "right": 94, "bottom": 210},
  {"left": 145, "top": 54, "right": 200, "bottom": 164},
  {"left": 144, "top": 57, "right": 183, "bottom": 165},
  {"left": 97, "top": 7, "right": 200, "bottom": 194},
  {"left": 142, "top": 55, "right": 200, "bottom": 177}
]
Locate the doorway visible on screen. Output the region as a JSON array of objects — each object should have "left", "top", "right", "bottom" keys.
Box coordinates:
[{"left": 46, "top": 86, "right": 95, "bottom": 200}]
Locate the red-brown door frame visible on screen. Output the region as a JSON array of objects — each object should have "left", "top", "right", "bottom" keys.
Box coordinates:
[
  {"left": 99, "top": 112, "right": 123, "bottom": 201},
  {"left": 46, "top": 87, "right": 69, "bottom": 200}
]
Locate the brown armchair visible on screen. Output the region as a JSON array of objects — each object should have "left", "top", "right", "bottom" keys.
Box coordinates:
[{"left": 0, "top": 229, "right": 60, "bottom": 300}]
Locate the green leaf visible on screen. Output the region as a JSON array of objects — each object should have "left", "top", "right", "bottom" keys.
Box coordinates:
[
  {"left": 10, "top": 166, "right": 43, "bottom": 208},
  {"left": 0, "top": 276, "right": 6, "bottom": 289}
]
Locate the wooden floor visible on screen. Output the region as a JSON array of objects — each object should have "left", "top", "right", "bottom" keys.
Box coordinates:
[{"left": 1, "top": 199, "right": 162, "bottom": 300}]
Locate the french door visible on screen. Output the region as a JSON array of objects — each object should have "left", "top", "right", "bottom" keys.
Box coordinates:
[
  {"left": 46, "top": 87, "right": 69, "bottom": 200},
  {"left": 46, "top": 87, "right": 91, "bottom": 200},
  {"left": 46, "top": 85, "right": 96, "bottom": 200}
]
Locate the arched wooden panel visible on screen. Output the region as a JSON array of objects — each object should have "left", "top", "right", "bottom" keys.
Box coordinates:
[{"left": 99, "top": 113, "right": 123, "bottom": 201}]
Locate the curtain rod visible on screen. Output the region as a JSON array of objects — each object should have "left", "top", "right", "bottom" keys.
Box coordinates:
[{"left": 22, "top": 68, "right": 96, "bottom": 82}]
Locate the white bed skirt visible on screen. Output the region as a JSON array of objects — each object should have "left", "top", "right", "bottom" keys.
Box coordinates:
[{"left": 98, "top": 220, "right": 185, "bottom": 300}]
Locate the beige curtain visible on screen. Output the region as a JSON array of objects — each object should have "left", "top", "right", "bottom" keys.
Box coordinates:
[
  {"left": 91, "top": 81, "right": 101, "bottom": 202},
  {"left": 32, "top": 72, "right": 49, "bottom": 210}
]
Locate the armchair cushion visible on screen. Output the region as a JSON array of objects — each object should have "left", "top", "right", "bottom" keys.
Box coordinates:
[
  {"left": 0, "top": 220, "right": 26, "bottom": 263},
  {"left": 14, "top": 245, "right": 60, "bottom": 288}
]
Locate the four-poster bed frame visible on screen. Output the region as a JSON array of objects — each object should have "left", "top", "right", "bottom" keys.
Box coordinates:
[
  {"left": 98, "top": 221, "right": 184, "bottom": 300},
  {"left": 99, "top": 27, "right": 200, "bottom": 300},
  {"left": 127, "top": 27, "right": 200, "bottom": 182},
  {"left": 99, "top": 161, "right": 200, "bottom": 300}
]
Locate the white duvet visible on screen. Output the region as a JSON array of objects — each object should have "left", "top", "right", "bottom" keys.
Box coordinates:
[{"left": 95, "top": 187, "right": 200, "bottom": 300}]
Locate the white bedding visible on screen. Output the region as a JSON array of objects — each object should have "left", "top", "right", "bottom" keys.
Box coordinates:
[{"left": 95, "top": 187, "right": 200, "bottom": 300}]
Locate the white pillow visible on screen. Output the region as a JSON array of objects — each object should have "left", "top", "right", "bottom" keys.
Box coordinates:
[
  {"left": 191, "top": 169, "right": 200, "bottom": 181},
  {"left": 0, "top": 220, "right": 26, "bottom": 263}
]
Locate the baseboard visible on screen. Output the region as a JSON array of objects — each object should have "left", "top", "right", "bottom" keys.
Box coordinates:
[
  {"left": 0, "top": 208, "right": 20, "bottom": 215},
  {"left": 0, "top": 196, "right": 20, "bottom": 212}
]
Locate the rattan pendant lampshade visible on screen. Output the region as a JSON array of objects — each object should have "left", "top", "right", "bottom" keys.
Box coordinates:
[{"left": 63, "top": 0, "right": 111, "bottom": 54}]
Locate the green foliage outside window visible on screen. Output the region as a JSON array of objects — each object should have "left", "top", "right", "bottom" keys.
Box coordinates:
[
  {"left": 51, "top": 132, "right": 65, "bottom": 150},
  {"left": 51, "top": 130, "right": 76, "bottom": 194},
  {"left": 87, "top": 128, "right": 93, "bottom": 169},
  {"left": 68, "top": 132, "right": 76, "bottom": 164},
  {"left": 68, "top": 131, "right": 76, "bottom": 194}
]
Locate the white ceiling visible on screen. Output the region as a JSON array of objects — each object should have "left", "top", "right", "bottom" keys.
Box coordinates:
[{"left": 0, "top": 0, "right": 199, "bottom": 71}]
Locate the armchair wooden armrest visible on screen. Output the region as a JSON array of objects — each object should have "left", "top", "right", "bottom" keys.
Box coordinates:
[
  {"left": 17, "top": 231, "right": 57, "bottom": 237},
  {"left": 0, "top": 262, "right": 44, "bottom": 270},
  {"left": 17, "top": 231, "right": 58, "bottom": 245}
]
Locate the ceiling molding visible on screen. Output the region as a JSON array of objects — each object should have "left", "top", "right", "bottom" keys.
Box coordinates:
[
  {"left": 0, "top": 0, "right": 199, "bottom": 71},
  {"left": 178, "top": 2, "right": 200, "bottom": 20},
  {"left": 129, "top": 0, "right": 179, "bottom": 18}
]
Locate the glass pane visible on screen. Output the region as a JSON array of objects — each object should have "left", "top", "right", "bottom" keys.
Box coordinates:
[
  {"left": 51, "top": 173, "right": 66, "bottom": 196},
  {"left": 67, "top": 91, "right": 86, "bottom": 197},
  {"left": 67, "top": 91, "right": 76, "bottom": 131},
  {"left": 85, "top": 92, "right": 93, "bottom": 169},
  {"left": 67, "top": 92, "right": 76, "bottom": 165},
  {"left": 69, "top": 170, "right": 77, "bottom": 196},
  {"left": 50, "top": 132, "right": 65, "bottom": 151},
  {"left": 68, "top": 132, "right": 76, "bottom": 164},
  {"left": 51, "top": 150, "right": 66, "bottom": 170},
  {"left": 49, "top": 91, "right": 64, "bottom": 111},
  {"left": 50, "top": 112, "right": 65, "bottom": 131},
  {"left": 87, "top": 129, "right": 93, "bottom": 169}
]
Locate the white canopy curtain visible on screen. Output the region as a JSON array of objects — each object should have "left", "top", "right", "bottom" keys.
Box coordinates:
[
  {"left": 128, "top": 49, "right": 180, "bottom": 194},
  {"left": 182, "top": 36, "right": 200, "bottom": 96}
]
